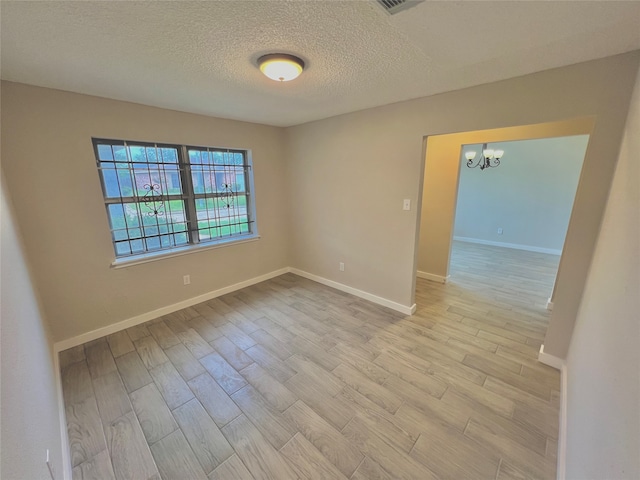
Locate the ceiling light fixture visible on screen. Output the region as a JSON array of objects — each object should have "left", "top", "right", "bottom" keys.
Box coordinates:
[
  {"left": 465, "top": 143, "right": 505, "bottom": 170},
  {"left": 258, "top": 54, "right": 305, "bottom": 82}
]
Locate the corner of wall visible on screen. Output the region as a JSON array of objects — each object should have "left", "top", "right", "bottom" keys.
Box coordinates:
[{"left": 1, "top": 179, "right": 71, "bottom": 479}]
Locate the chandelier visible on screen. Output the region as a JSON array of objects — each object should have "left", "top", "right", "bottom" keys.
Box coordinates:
[{"left": 465, "top": 143, "right": 505, "bottom": 170}]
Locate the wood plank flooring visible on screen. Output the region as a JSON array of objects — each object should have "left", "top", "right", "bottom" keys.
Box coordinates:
[{"left": 61, "top": 242, "right": 560, "bottom": 479}]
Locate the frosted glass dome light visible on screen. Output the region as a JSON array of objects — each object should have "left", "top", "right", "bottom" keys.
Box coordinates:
[{"left": 258, "top": 54, "right": 305, "bottom": 82}]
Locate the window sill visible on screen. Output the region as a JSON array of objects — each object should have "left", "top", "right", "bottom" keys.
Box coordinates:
[{"left": 110, "top": 234, "right": 260, "bottom": 269}]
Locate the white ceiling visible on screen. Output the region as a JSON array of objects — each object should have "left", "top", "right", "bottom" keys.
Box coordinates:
[{"left": 2, "top": 1, "right": 640, "bottom": 127}]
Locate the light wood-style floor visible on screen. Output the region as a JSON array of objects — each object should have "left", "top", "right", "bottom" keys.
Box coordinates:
[{"left": 60, "top": 242, "right": 561, "bottom": 480}]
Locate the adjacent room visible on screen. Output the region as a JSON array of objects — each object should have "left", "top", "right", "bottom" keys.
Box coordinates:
[
  {"left": 2, "top": 2, "right": 639, "bottom": 480},
  {"left": 447, "top": 134, "right": 589, "bottom": 310}
]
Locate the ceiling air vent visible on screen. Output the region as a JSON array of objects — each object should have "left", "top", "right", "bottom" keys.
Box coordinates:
[{"left": 377, "top": 0, "right": 424, "bottom": 15}]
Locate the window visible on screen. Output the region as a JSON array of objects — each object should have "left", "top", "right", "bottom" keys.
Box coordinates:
[{"left": 93, "top": 138, "right": 256, "bottom": 260}]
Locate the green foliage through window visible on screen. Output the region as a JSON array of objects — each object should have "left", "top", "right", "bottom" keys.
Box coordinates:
[{"left": 93, "top": 139, "right": 255, "bottom": 258}]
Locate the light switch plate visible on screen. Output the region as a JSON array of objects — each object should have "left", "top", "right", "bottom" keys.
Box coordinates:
[{"left": 403, "top": 199, "right": 411, "bottom": 211}]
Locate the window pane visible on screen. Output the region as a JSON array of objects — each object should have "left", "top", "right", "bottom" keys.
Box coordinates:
[
  {"left": 130, "top": 239, "right": 145, "bottom": 254},
  {"left": 122, "top": 204, "right": 140, "bottom": 227},
  {"left": 210, "top": 151, "right": 221, "bottom": 165},
  {"left": 131, "top": 166, "right": 179, "bottom": 198},
  {"left": 113, "top": 229, "right": 128, "bottom": 241},
  {"left": 106, "top": 201, "right": 188, "bottom": 256},
  {"left": 174, "top": 232, "right": 188, "bottom": 245},
  {"left": 189, "top": 149, "right": 202, "bottom": 165},
  {"left": 100, "top": 163, "right": 138, "bottom": 198},
  {"left": 145, "top": 236, "right": 161, "bottom": 251},
  {"left": 101, "top": 167, "right": 121, "bottom": 197},
  {"left": 160, "top": 235, "right": 172, "bottom": 248},
  {"left": 107, "top": 204, "right": 126, "bottom": 230},
  {"left": 194, "top": 194, "right": 250, "bottom": 242},
  {"left": 128, "top": 227, "right": 143, "bottom": 239},
  {"left": 191, "top": 167, "right": 205, "bottom": 194},
  {"left": 113, "top": 145, "right": 128, "bottom": 161},
  {"left": 235, "top": 172, "right": 246, "bottom": 193},
  {"left": 161, "top": 148, "right": 178, "bottom": 163},
  {"left": 129, "top": 145, "right": 146, "bottom": 163},
  {"left": 188, "top": 148, "right": 246, "bottom": 197},
  {"left": 145, "top": 146, "right": 157, "bottom": 163},
  {"left": 97, "top": 144, "right": 114, "bottom": 160},
  {"left": 143, "top": 225, "right": 159, "bottom": 237},
  {"left": 115, "top": 241, "right": 132, "bottom": 256},
  {"left": 164, "top": 165, "right": 182, "bottom": 195},
  {"left": 117, "top": 168, "right": 134, "bottom": 196},
  {"left": 96, "top": 139, "right": 254, "bottom": 258}
]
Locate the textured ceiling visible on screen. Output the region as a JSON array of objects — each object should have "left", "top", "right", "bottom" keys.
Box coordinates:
[{"left": 1, "top": 1, "right": 640, "bottom": 127}]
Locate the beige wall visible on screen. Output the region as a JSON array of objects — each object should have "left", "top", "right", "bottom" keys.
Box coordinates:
[
  {"left": 286, "top": 52, "right": 639, "bottom": 359},
  {"left": 1, "top": 179, "right": 64, "bottom": 479},
  {"left": 565, "top": 64, "right": 640, "bottom": 480},
  {"left": 2, "top": 52, "right": 639, "bottom": 359},
  {"left": 1, "top": 82, "right": 290, "bottom": 342}
]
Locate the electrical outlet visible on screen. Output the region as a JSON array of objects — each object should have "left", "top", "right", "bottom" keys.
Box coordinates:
[
  {"left": 339, "top": 262, "right": 345, "bottom": 272},
  {"left": 497, "top": 228, "right": 503, "bottom": 235},
  {"left": 183, "top": 275, "right": 191, "bottom": 285}
]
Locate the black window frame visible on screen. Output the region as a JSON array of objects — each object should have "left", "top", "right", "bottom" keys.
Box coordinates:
[{"left": 92, "top": 138, "right": 257, "bottom": 261}]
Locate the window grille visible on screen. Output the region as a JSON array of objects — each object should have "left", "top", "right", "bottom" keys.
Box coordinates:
[{"left": 93, "top": 138, "right": 255, "bottom": 258}]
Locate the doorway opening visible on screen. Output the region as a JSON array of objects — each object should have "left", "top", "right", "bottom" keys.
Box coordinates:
[
  {"left": 449, "top": 135, "right": 588, "bottom": 312},
  {"left": 413, "top": 117, "right": 594, "bottom": 347}
]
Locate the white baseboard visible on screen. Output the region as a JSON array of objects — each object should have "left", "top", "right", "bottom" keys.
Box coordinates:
[
  {"left": 53, "top": 267, "right": 291, "bottom": 353},
  {"left": 538, "top": 344, "right": 567, "bottom": 479},
  {"left": 290, "top": 268, "right": 415, "bottom": 316},
  {"left": 547, "top": 298, "right": 554, "bottom": 311},
  {"left": 558, "top": 363, "right": 568, "bottom": 480},
  {"left": 454, "top": 236, "right": 562, "bottom": 255},
  {"left": 54, "top": 265, "right": 418, "bottom": 353},
  {"left": 416, "top": 270, "right": 449, "bottom": 284},
  {"left": 52, "top": 347, "right": 72, "bottom": 480},
  {"left": 538, "top": 344, "right": 564, "bottom": 370}
]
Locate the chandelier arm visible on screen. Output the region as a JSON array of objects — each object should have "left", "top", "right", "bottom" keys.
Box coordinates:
[
  {"left": 465, "top": 144, "right": 503, "bottom": 170},
  {"left": 466, "top": 157, "right": 483, "bottom": 169},
  {"left": 485, "top": 158, "right": 500, "bottom": 168}
]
